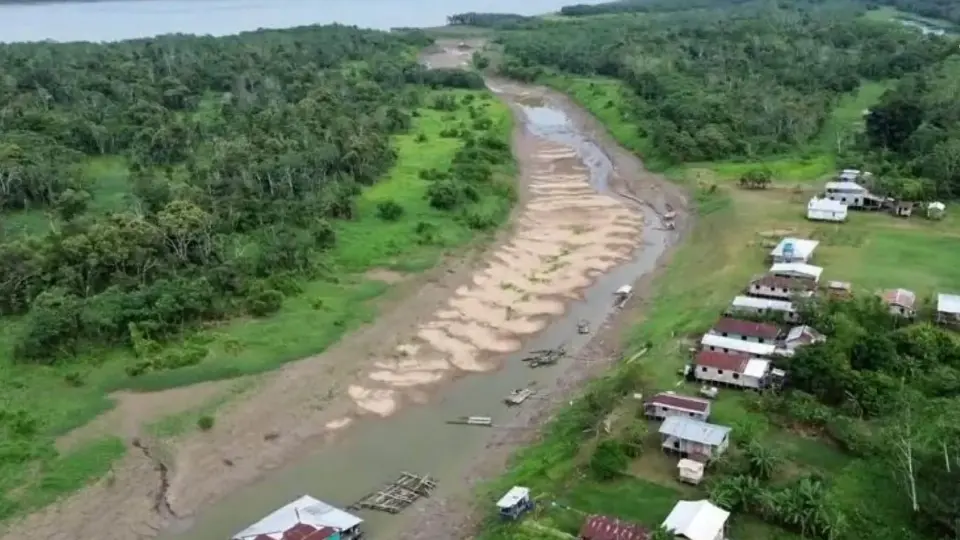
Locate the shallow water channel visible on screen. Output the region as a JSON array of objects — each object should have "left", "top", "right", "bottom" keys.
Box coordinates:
[{"left": 161, "top": 86, "right": 675, "bottom": 540}]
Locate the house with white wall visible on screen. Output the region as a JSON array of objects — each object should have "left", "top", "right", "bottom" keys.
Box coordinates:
[
  {"left": 700, "top": 333, "right": 777, "bottom": 358},
  {"left": 769, "top": 262, "right": 823, "bottom": 283},
  {"left": 769, "top": 238, "right": 819, "bottom": 263},
  {"left": 727, "top": 295, "right": 798, "bottom": 322},
  {"left": 807, "top": 197, "right": 847, "bottom": 222},
  {"left": 709, "top": 317, "right": 780, "bottom": 344},
  {"left": 694, "top": 350, "right": 772, "bottom": 390},
  {"left": 662, "top": 500, "right": 730, "bottom": 540},
  {"left": 748, "top": 274, "right": 815, "bottom": 301}
]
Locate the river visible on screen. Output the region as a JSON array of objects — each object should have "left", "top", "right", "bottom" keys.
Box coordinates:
[{"left": 0, "top": 0, "right": 606, "bottom": 43}]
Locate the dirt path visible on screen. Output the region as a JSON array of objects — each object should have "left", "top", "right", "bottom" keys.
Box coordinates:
[{"left": 0, "top": 42, "right": 690, "bottom": 540}]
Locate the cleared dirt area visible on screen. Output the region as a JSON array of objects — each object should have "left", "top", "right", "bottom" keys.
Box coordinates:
[{"left": 1, "top": 41, "right": 689, "bottom": 540}]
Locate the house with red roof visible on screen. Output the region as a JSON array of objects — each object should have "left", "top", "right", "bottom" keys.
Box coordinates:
[
  {"left": 694, "top": 350, "right": 772, "bottom": 390},
  {"left": 644, "top": 392, "right": 712, "bottom": 422},
  {"left": 748, "top": 274, "right": 815, "bottom": 301},
  {"left": 579, "top": 515, "right": 650, "bottom": 540},
  {"left": 708, "top": 317, "right": 780, "bottom": 344}
]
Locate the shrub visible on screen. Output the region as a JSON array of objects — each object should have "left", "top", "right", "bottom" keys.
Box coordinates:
[
  {"left": 246, "top": 289, "right": 283, "bottom": 317},
  {"left": 589, "top": 439, "right": 629, "bottom": 480},
  {"left": 376, "top": 200, "right": 405, "bottom": 221},
  {"left": 197, "top": 415, "right": 214, "bottom": 431}
]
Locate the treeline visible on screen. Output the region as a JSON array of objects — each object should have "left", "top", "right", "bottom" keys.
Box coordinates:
[
  {"left": 446, "top": 12, "right": 537, "bottom": 29},
  {"left": 864, "top": 55, "right": 960, "bottom": 198},
  {"left": 496, "top": 6, "right": 952, "bottom": 163},
  {"left": 559, "top": 0, "right": 755, "bottom": 17},
  {"left": 0, "top": 25, "right": 495, "bottom": 365}
]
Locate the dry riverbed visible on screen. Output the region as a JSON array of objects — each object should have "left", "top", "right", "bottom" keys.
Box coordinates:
[{"left": 2, "top": 41, "right": 689, "bottom": 540}]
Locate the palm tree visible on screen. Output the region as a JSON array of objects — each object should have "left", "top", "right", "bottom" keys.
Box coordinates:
[{"left": 744, "top": 439, "right": 782, "bottom": 480}]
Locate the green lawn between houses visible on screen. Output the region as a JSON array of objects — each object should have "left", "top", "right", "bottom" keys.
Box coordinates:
[
  {"left": 477, "top": 74, "right": 954, "bottom": 540},
  {"left": 0, "top": 88, "right": 516, "bottom": 522}
]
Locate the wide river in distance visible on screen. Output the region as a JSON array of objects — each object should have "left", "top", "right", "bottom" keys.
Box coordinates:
[{"left": 0, "top": 0, "right": 607, "bottom": 43}]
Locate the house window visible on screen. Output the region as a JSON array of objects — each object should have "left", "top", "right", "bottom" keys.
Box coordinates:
[
  {"left": 700, "top": 366, "right": 707, "bottom": 372},
  {"left": 718, "top": 369, "right": 724, "bottom": 375},
  {"left": 758, "top": 338, "right": 765, "bottom": 344},
  {"left": 673, "top": 441, "right": 680, "bottom": 449},
  {"left": 733, "top": 373, "right": 740, "bottom": 380},
  {"left": 721, "top": 332, "right": 728, "bottom": 337},
  {"left": 688, "top": 412, "right": 694, "bottom": 417},
  {"left": 841, "top": 197, "right": 846, "bottom": 202}
]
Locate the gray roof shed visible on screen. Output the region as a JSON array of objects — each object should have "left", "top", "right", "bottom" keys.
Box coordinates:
[{"left": 659, "top": 416, "right": 731, "bottom": 446}]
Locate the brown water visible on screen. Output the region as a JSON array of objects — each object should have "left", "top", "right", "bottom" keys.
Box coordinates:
[{"left": 158, "top": 82, "right": 678, "bottom": 540}]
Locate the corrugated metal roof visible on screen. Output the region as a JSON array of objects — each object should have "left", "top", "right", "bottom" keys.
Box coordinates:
[
  {"left": 752, "top": 275, "right": 815, "bottom": 292},
  {"left": 648, "top": 393, "right": 710, "bottom": 413},
  {"left": 659, "top": 417, "right": 730, "bottom": 446},
  {"left": 743, "top": 358, "right": 770, "bottom": 378},
  {"left": 712, "top": 317, "right": 780, "bottom": 339},
  {"left": 770, "top": 238, "right": 819, "bottom": 259},
  {"left": 496, "top": 486, "right": 530, "bottom": 509},
  {"left": 701, "top": 334, "right": 777, "bottom": 357},
  {"left": 579, "top": 515, "right": 650, "bottom": 540},
  {"left": 662, "top": 500, "right": 729, "bottom": 540},
  {"left": 939, "top": 294, "right": 960, "bottom": 314},
  {"left": 786, "top": 325, "right": 825, "bottom": 344},
  {"left": 695, "top": 351, "right": 749, "bottom": 372},
  {"left": 825, "top": 181, "right": 866, "bottom": 191},
  {"left": 233, "top": 495, "right": 362, "bottom": 540},
  {"left": 769, "top": 263, "right": 823, "bottom": 281},
  {"left": 730, "top": 295, "right": 795, "bottom": 312}
]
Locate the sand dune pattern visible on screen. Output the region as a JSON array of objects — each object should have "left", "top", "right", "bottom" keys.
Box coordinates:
[{"left": 349, "top": 140, "right": 644, "bottom": 416}]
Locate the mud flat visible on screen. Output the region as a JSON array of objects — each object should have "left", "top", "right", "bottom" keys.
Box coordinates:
[{"left": 0, "top": 44, "right": 688, "bottom": 540}]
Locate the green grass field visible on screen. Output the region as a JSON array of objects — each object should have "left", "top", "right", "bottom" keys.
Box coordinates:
[
  {"left": 479, "top": 76, "right": 949, "bottom": 539},
  {"left": 0, "top": 88, "right": 515, "bottom": 521}
]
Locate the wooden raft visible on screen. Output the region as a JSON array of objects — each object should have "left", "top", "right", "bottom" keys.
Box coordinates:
[
  {"left": 505, "top": 388, "right": 536, "bottom": 406},
  {"left": 348, "top": 472, "right": 437, "bottom": 514}
]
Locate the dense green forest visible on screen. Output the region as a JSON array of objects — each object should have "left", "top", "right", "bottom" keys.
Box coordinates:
[
  {"left": 0, "top": 24, "right": 502, "bottom": 367},
  {"left": 495, "top": 5, "right": 954, "bottom": 164},
  {"left": 865, "top": 56, "right": 960, "bottom": 197}
]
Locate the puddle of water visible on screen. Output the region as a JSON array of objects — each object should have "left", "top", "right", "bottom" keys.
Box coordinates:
[{"left": 161, "top": 91, "right": 674, "bottom": 540}]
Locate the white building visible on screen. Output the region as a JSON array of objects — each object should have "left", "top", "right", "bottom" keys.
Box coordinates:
[
  {"left": 728, "top": 295, "right": 798, "bottom": 322},
  {"left": 807, "top": 197, "right": 847, "bottom": 222},
  {"left": 701, "top": 333, "right": 777, "bottom": 358},
  {"left": 770, "top": 237, "right": 819, "bottom": 263},
  {"left": 662, "top": 500, "right": 730, "bottom": 540},
  {"left": 937, "top": 293, "right": 960, "bottom": 327},
  {"left": 695, "top": 350, "right": 771, "bottom": 390},
  {"left": 233, "top": 495, "right": 363, "bottom": 540},
  {"left": 769, "top": 262, "right": 823, "bottom": 283}
]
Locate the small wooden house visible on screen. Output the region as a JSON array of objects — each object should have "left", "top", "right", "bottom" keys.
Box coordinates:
[
  {"left": 782, "top": 325, "right": 826, "bottom": 351},
  {"left": 894, "top": 201, "right": 915, "bottom": 217},
  {"left": 645, "top": 392, "right": 712, "bottom": 422},
  {"left": 232, "top": 495, "right": 363, "bottom": 540},
  {"left": 659, "top": 416, "right": 731, "bottom": 461},
  {"left": 937, "top": 293, "right": 960, "bottom": 327},
  {"left": 826, "top": 280, "right": 852, "bottom": 299},
  {"left": 769, "top": 262, "right": 823, "bottom": 283},
  {"left": 881, "top": 288, "right": 917, "bottom": 318},
  {"left": 677, "top": 458, "right": 705, "bottom": 485}
]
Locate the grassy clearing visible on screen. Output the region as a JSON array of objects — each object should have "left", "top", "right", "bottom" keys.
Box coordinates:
[
  {"left": 0, "top": 88, "right": 515, "bottom": 521},
  {"left": 480, "top": 76, "right": 949, "bottom": 538}
]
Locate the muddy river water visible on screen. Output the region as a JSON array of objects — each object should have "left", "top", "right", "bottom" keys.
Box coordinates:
[{"left": 158, "top": 78, "right": 680, "bottom": 539}]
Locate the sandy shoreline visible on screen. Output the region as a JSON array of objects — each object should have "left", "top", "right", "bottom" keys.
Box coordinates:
[{"left": 1, "top": 44, "right": 689, "bottom": 540}]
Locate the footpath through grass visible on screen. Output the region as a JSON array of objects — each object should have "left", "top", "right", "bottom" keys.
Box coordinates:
[
  {"left": 479, "top": 75, "right": 951, "bottom": 539},
  {"left": 0, "top": 88, "right": 515, "bottom": 522}
]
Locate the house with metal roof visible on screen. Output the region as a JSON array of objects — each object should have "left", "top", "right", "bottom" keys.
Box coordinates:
[
  {"left": 659, "top": 416, "right": 731, "bottom": 460},
  {"left": 694, "top": 350, "right": 772, "bottom": 390},
  {"left": 782, "top": 325, "right": 826, "bottom": 351},
  {"left": 937, "top": 293, "right": 960, "bottom": 327},
  {"left": 645, "top": 392, "right": 712, "bottom": 422},
  {"left": 748, "top": 274, "right": 816, "bottom": 301},
  {"left": 825, "top": 178, "right": 882, "bottom": 209},
  {"left": 881, "top": 288, "right": 917, "bottom": 318},
  {"left": 232, "top": 495, "right": 362, "bottom": 540},
  {"left": 662, "top": 500, "right": 730, "bottom": 540},
  {"left": 700, "top": 333, "right": 777, "bottom": 358},
  {"left": 709, "top": 317, "right": 780, "bottom": 343},
  {"left": 769, "top": 262, "right": 823, "bottom": 283},
  {"left": 770, "top": 238, "right": 819, "bottom": 263},
  {"left": 727, "top": 295, "right": 798, "bottom": 322},
  {"left": 578, "top": 514, "right": 650, "bottom": 540}
]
